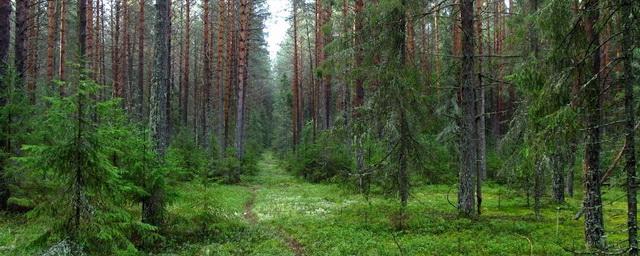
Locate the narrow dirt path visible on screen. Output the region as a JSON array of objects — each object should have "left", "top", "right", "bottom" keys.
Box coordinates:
[
  {"left": 242, "top": 153, "right": 306, "bottom": 255},
  {"left": 243, "top": 186, "right": 258, "bottom": 225}
]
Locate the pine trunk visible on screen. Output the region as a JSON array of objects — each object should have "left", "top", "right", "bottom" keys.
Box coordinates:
[
  {"left": 46, "top": 0, "right": 57, "bottom": 88},
  {"left": 135, "top": 0, "right": 145, "bottom": 121},
  {"left": 235, "top": 0, "right": 250, "bottom": 158},
  {"left": 621, "top": 0, "right": 637, "bottom": 252},
  {"left": 201, "top": 0, "right": 211, "bottom": 148},
  {"left": 26, "top": 0, "right": 39, "bottom": 104},
  {"left": 0, "top": 0, "right": 10, "bottom": 211},
  {"left": 181, "top": 0, "right": 191, "bottom": 127},
  {"left": 15, "top": 0, "right": 28, "bottom": 84},
  {"left": 582, "top": 0, "right": 605, "bottom": 249},
  {"left": 458, "top": 0, "right": 476, "bottom": 217},
  {"left": 145, "top": 0, "right": 172, "bottom": 227}
]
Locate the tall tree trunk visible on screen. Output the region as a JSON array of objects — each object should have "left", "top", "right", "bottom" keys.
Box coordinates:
[
  {"left": 145, "top": 0, "right": 171, "bottom": 227},
  {"left": 59, "top": 0, "right": 67, "bottom": 85},
  {"left": 26, "top": 0, "right": 39, "bottom": 104},
  {"left": 181, "top": 0, "right": 191, "bottom": 127},
  {"left": 353, "top": 0, "right": 364, "bottom": 112},
  {"left": 121, "top": 1, "right": 130, "bottom": 110},
  {"left": 79, "top": 0, "right": 87, "bottom": 60},
  {"left": 216, "top": 0, "right": 226, "bottom": 153},
  {"left": 291, "top": 0, "right": 300, "bottom": 150},
  {"left": 223, "top": 0, "right": 233, "bottom": 150},
  {"left": 113, "top": 0, "right": 123, "bottom": 98},
  {"left": 201, "top": 0, "right": 211, "bottom": 148},
  {"left": 340, "top": 0, "right": 350, "bottom": 129},
  {"left": 621, "top": 0, "right": 637, "bottom": 253},
  {"left": 135, "top": 0, "right": 145, "bottom": 121},
  {"left": 15, "top": 0, "right": 28, "bottom": 85},
  {"left": 313, "top": 0, "right": 321, "bottom": 136},
  {"left": 0, "top": 0, "right": 11, "bottom": 211},
  {"left": 458, "top": 0, "right": 477, "bottom": 217},
  {"left": 322, "top": 1, "right": 332, "bottom": 130},
  {"left": 475, "top": 0, "right": 485, "bottom": 215},
  {"left": 236, "top": 0, "right": 250, "bottom": 158},
  {"left": 582, "top": 0, "right": 605, "bottom": 250},
  {"left": 47, "top": 0, "right": 57, "bottom": 88},
  {"left": 396, "top": 0, "right": 409, "bottom": 212},
  {"left": 87, "top": 0, "right": 95, "bottom": 74}
]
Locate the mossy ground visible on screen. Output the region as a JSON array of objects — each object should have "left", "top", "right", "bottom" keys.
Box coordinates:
[{"left": 0, "top": 152, "right": 631, "bottom": 255}]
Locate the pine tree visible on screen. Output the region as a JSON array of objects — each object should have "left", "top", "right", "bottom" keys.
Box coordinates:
[
  {"left": 145, "top": 0, "right": 171, "bottom": 227},
  {"left": 0, "top": 0, "right": 11, "bottom": 211}
]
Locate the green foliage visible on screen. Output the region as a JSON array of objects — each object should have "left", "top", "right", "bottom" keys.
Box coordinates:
[
  {"left": 10, "top": 76, "right": 153, "bottom": 254},
  {"left": 211, "top": 149, "right": 259, "bottom": 184},
  {"left": 287, "top": 131, "right": 352, "bottom": 183},
  {"left": 165, "top": 129, "right": 209, "bottom": 181}
]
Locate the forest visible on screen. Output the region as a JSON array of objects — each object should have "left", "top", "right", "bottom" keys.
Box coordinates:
[{"left": 0, "top": 0, "right": 638, "bottom": 255}]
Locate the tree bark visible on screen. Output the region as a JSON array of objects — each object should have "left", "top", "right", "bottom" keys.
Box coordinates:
[
  {"left": 216, "top": 0, "right": 226, "bottom": 153},
  {"left": 236, "top": 0, "right": 250, "bottom": 158},
  {"left": 181, "top": 0, "right": 192, "bottom": 127},
  {"left": 582, "top": 0, "right": 605, "bottom": 250},
  {"left": 200, "top": 0, "right": 211, "bottom": 148},
  {"left": 113, "top": 0, "right": 123, "bottom": 98},
  {"left": 46, "top": 0, "right": 57, "bottom": 88},
  {"left": 87, "top": 0, "right": 94, "bottom": 73},
  {"left": 0, "top": 0, "right": 11, "bottom": 211},
  {"left": 353, "top": 0, "right": 364, "bottom": 112},
  {"left": 145, "top": 0, "right": 172, "bottom": 227},
  {"left": 475, "top": 0, "right": 485, "bottom": 215},
  {"left": 621, "top": 0, "right": 637, "bottom": 253},
  {"left": 458, "top": 0, "right": 477, "bottom": 217},
  {"left": 322, "top": 1, "right": 332, "bottom": 130},
  {"left": 135, "top": 0, "right": 145, "bottom": 121},
  {"left": 26, "top": 0, "right": 39, "bottom": 104},
  {"left": 291, "top": 0, "right": 300, "bottom": 150},
  {"left": 15, "top": 0, "right": 28, "bottom": 84},
  {"left": 59, "top": 0, "right": 67, "bottom": 85}
]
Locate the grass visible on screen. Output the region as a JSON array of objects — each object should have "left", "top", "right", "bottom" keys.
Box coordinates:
[{"left": 0, "top": 151, "right": 632, "bottom": 255}]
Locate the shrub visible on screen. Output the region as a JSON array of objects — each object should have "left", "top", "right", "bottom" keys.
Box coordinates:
[
  {"left": 288, "top": 132, "right": 353, "bottom": 183},
  {"left": 211, "top": 149, "right": 259, "bottom": 184}
]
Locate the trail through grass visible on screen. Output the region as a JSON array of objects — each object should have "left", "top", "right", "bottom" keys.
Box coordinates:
[{"left": 0, "top": 152, "right": 632, "bottom": 255}]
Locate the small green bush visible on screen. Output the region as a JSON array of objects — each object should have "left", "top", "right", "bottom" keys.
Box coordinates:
[
  {"left": 211, "top": 149, "right": 259, "bottom": 184},
  {"left": 165, "top": 129, "right": 209, "bottom": 181},
  {"left": 287, "top": 133, "right": 353, "bottom": 183}
]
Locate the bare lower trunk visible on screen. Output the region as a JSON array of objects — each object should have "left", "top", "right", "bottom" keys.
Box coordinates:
[
  {"left": 621, "top": 0, "right": 637, "bottom": 252},
  {"left": 551, "top": 152, "right": 565, "bottom": 203},
  {"left": 145, "top": 0, "right": 171, "bottom": 227},
  {"left": 458, "top": 0, "right": 477, "bottom": 217},
  {"left": 582, "top": 0, "right": 605, "bottom": 249},
  {"left": 0, "top": 0, "right": 9, "bottom": 210}
]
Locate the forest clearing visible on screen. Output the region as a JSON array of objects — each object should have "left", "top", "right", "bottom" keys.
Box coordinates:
[
  {"left": 1, "top": 153, "right": 633, "bottom": 255},
  {"left": 0, "top": 0, "right": 639, "bottom": 255}
]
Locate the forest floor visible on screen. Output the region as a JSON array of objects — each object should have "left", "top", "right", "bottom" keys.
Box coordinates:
[{"left": 0, "top": 152, "right": 633, "bottom": 255}]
